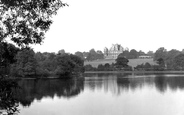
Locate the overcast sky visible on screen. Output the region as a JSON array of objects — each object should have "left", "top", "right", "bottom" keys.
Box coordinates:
[{"left": 33, "top": 0, "right": 184, "bottom": 54}]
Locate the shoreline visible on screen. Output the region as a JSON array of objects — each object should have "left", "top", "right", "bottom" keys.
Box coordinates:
[
  {"left": 3, "top": 71, "right": 184, "bottom": 80},
  {"left": 84, "top": 71, "right": 184, "bottom": 74}
]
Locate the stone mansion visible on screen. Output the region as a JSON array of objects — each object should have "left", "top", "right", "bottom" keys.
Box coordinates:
[{"left": 104, "top": 44, "right": 126, "bottom": 59}]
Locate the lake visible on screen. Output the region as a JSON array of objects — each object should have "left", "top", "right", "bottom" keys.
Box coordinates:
[{"left": 5, "top": 73, "right": 184, "bottom": 115}]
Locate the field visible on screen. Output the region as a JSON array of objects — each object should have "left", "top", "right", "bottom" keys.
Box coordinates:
[{"left": 84, "top": 58, "right": 157, "bottom": 68}]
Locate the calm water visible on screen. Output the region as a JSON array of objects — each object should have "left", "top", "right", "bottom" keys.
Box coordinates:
[{"left": 8, "top": 73, "right": 184, "bottom": 115}]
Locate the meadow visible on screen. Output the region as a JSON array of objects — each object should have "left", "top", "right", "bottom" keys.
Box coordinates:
[{"left": 84, "top": 58, "right": 157, "bottom": 68}]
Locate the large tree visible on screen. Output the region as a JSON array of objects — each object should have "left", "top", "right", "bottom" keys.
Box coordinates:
[
  {"left": 128, "top": 49, "right": 138, "bottom": 59},
  {"left": 118, "top": 50, "right": 129, "bottom": 58},
  {"left": 165, "top": 49, "right": 180, "bottom": 69},
  {"left": 115, "top": 57, "right": 129, "bottom": 69},
  {"left": 147, "top": 51, "right": 154, "bottom": 57},
  {"left": 154, "top": 47, "right": 167, "bottom": 61},
  {"left": 156, "top": 58, "right": 165, "bottom": 69},
  {"left": 75, "top": 51, "right": 84, "bottom": 60},
  {"left": 86, "top": 49, "right": 104, "bottom": 61},
  {"left": 0, "top": 0, "right": 67, "bottom": 47},
  {"left": 174, "top": 53, "right": 184, "bottom": 70}
]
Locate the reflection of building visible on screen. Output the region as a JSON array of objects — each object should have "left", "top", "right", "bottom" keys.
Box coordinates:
[{"left": 104, "top": 44, "right": 124, "bottom": 59}]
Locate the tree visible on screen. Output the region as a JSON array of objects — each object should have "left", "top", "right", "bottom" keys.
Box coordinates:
[
  {"left": 156, "top": 58, "right": 165, "bottom": 70},
  {"left": 0, "top": 42, "right": 19, "bottom": 74},
  {"left": 154, "top": 47, "right": 167, "bottom": 61},
  {"left": 138, "top": 50, "right": 145, "bottom": 56},
  {"left": 97, "top": 64, "right": 104, "bottom": 71},
  {"left": 84, "top": 64, "right": 95, "bottom": 71},
  {"left": 83, "top": 52, "right": 89, "bottom": 60},
  {"left": 75, "top": 51, "right": 84, "bottom": 60},
  {"left": 165, "top": 49, "right": 180, "bottom": 69},
  {"left": 69, "top": 54, "right": 84, "bottom": 74},
  {"left": 55, "top": 54, "right": 84, "bottom": 77},
  {"left": 174, "top": 54, "right": 184, "bottom": 70},
  {"left": 104, "top": 63, "right": 110, "bottom": 68},
  {"left": 115, "top": 57, "right": 129, "bottom": 69},
  {"left": 58, "top": 49, "right": 65, "bottom": 55},
  {"left": 40, "top": 52, "right": 57, "bottom": 73},
  {"left": 86, "top": 49, "right": 97, "bottom": 61},
  {"left": 117, "top": 53, "right": 124, "bottom": 58},
  {"left": 35, "top": 52, "right": 46, "bottom": 62},
  {"left": 120, "top": 50, "right": 129, "bottom": 58},
  {"left": 11, "top": 48, "right": 38, "bottom": 77},
  {"left": 96, "top": 50, "right": 104, "bottom": 59},
  {"left": 144, "top": 62, "right": 152, "bottom": 70},
  {"left": 147, "top": 51, "right": 154, "bottom": 57},
  {"left": 0, "top": 0, "right": 67, "bottom": 47},
  {"left": 128, "top": 49, "right": 138, "bottom": 59},
  {"left": 86, "top": 49, "right": 103, "bottom": 61}
]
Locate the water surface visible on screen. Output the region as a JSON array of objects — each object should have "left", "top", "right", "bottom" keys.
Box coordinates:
[{"left": 13, "top": 73, "right": 184, "bottom": 115}]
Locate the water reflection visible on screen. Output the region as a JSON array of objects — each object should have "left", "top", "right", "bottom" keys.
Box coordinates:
[
  {"left": 85, "top": 73, "right": 184, "bottom": 94},
  {"left": 3, "top": 73, "right": 184, "bottom": 115},
  {"left": 14, "top": 79, "right": 84, "bottom": 107}
]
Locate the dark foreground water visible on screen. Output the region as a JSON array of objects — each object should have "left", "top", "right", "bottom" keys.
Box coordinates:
[{"left": 3, "top": 73, "right": 184, "bottom": 115}]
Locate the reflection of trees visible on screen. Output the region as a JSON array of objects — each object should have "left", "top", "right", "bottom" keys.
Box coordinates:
[
  {"left": 116, "top": 78, "right": 130, "bottom": 91},
  {"left": 85, "top": 73, "right": 131, "bottom": 95},
  {"left": 86, "top": 73, "right": 184, "bottom": 94},
  {"left": 118, "top": 74, "right": 184, "bottom": 93},
  {"left": 0, "top": 77, "right": 19, "bottom": 115},
  {"left": 117, "top": 74, "right": 184, "bottom": 93},
  {"left": 154, "top": 76, "right": 167, "bottom": 92},
  {"left": 154, "top": 75, "right": 184, "bottom": 92},
  {"left": 14, "top": 79, "right": 84, "bottom": 107}
]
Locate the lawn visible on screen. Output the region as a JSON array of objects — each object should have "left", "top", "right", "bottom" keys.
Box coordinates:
[{"left": 84, "top": 58, "right": 157, "bottom": 68}]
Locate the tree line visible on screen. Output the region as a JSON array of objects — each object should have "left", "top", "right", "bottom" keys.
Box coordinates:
[
  {"left": 154, "top": 47, "right": 184, "bottom": 70},
  {"left": 84, "top": 47, "right": 184, "bottom": 71},
  {"left": 74, "top": 48, "right": 154, "bottom": 61},
  {"left": 0, "top": 42, "right": 84, "bottom": 78},
  {"left": 74, "top": 49, "right": 104, "bottom": 61}
]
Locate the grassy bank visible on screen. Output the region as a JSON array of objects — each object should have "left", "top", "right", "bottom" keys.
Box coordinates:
[{"left": 84, "top": 58, "right": 157, "bottom": 68}]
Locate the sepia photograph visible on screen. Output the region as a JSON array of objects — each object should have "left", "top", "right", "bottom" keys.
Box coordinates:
[{"left": 0, "top": 0, "right": 184, "bottom": 115}]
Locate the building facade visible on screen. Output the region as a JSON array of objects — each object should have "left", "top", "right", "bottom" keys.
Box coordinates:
[{"left": 104, "top": 44, "right": 124, "bottom": 59}]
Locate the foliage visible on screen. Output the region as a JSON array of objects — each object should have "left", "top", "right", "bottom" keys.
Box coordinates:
[
  {"left": 75, "top": 51, "right": 84, "bottom": 60},
  {"left": 10, "top": 48, "right": 38, "bottom": 77},
  {"left": 118, "top": 50, "right": 129, "bottom": 58},
  {"left": 0, "top": 42, "right": 19, "bottom": 75},
  {"left": 154, "top": 47, "right": 167, "bottom": 61},
  {"left": 0, "top": 0, "right": 67, "bottom": 47},
  {"left": 138, "top": 50, "right": 145, "bottom": 56},
  {"left": 165, "top": 49, "right": 180, "bottom": 69},
  {"left": 128, "top": 49, "right": 138, "bottom": 59},
  {"left": 58, "top": 49, "right": 65, "bottom": 55},
  {"left": 174, "top": 53, "right": 184, "bottom": 70},
  {"left": 157, "top": 58, "right": 165, "bottom": 66},
  {"left": 54, "top": 54, "right": 84, "bottom": 77},
  {"left": 147, "top": 51, "right": 154, "bottom": 57},
  {"left": 115, "top": 57, "right": 129, "bottom": 69},
  {"left": 135, "top": 62, "right": 160, "bottom": 71},
  {"left": 84, "top": 64, "right": 96, "bottom": 71},
  {"left": 86, "top": 49, "right": 104, "bottom": 61}
]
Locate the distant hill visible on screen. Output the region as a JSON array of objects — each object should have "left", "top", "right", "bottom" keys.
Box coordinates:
[{"left": 84, "top": 58, "right": 157, "bottom": 68}]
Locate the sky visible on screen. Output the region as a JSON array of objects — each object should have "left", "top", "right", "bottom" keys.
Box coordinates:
[{"left": 33, "top": 0, "right": 184, "bottom": 54}]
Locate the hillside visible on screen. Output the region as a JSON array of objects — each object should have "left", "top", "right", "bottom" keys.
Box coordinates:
[{"left": 84, "top": 58, "right": 157, "bottom": 68}]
